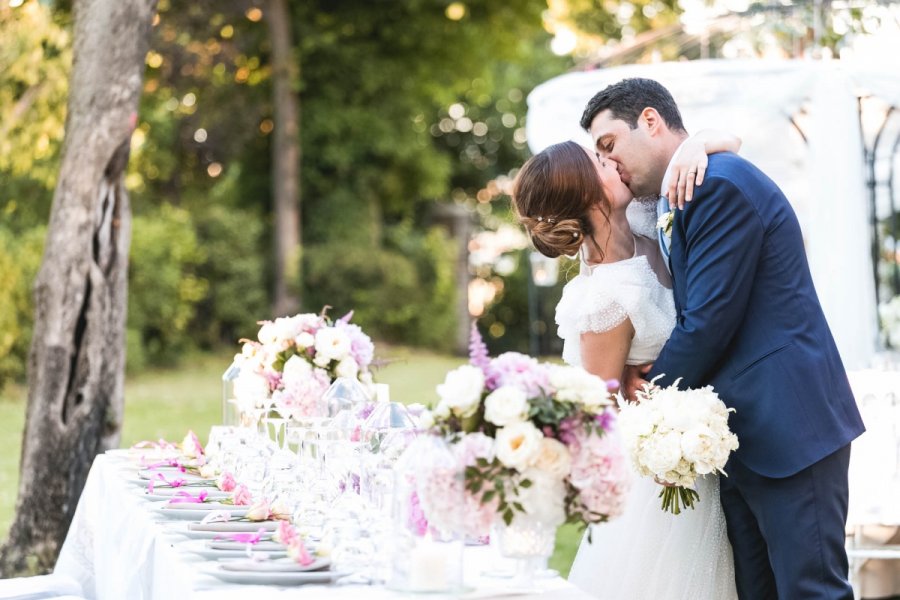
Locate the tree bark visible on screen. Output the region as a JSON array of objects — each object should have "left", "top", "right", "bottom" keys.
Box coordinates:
[
  {"left": 0, "top": 0, "right": 157, "bottom": 576},
  {"left": 266, "top": 0, "right": 302, "bottom": 317}
]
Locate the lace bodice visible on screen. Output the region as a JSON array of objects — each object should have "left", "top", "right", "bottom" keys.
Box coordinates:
[{"left": 555, "top": 251, "right": 676, "bottom": 366}]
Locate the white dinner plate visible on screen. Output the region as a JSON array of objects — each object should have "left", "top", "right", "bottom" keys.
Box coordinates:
[
  {"left": 179, "top": 539, "right": 288, "bottom": 560},
  {"left": 202, "top": 565, "right": 342, "bottom": 586},
  {"left": 139, "top": 488, "right": 231, "bottom": 502},
  {"left": 189, "top": 520, "right": 281, "bottom": 533},
  {"left": 164, "top": 521, "right": 277, "bottom": 540},
  {"left": 139, "top": 469, "right": 214, "bottom": 484},
  {"left": 220, "top": 557, "right": 331, "bottom": 572},
  {"left": 153, "top": 504, "right": 249, "bottom": 521}
]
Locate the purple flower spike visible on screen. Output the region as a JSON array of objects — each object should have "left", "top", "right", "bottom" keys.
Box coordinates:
[
  {"left": 605, "top": 378, "right": 620, "bottom": 392},
  {"left": 469, "top": 323, "right": 498, "bottom": 390}
]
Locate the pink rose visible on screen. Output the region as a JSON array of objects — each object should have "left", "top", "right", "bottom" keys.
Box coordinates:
[
  {"left": 232, "top": 484, "right": 253, "bottom": 506},
  {"left": 217, "top": 472, "right": 237, "bottom": 492}
]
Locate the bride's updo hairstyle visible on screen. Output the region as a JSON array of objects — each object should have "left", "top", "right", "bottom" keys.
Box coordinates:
[{"left": 512, "top": 141, "right": 609, "bottom": 259}]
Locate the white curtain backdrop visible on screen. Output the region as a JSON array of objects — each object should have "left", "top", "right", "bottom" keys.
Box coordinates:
[{"left": 525, "top": 59, "right": 880, "bottom": 370}]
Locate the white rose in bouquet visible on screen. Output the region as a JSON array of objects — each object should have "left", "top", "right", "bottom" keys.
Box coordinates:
[
  {"left": 257, "top": 322, "right": 279, "bottom": 345},
  {"left": 295, "top": 332, "right": 315, "bottom": 349},
  {"left": 495, "top": 421, "right": 543, "bottom": 470},
  {"left": 549, "top": 366, "right": 612, "bottom": 412},
  {"left": 314, "top": 327, "right": 351, "bottom": 362},
  {"left": 530, "top": 437, "right": 572, "bottom": 479},
  {"left": 335, "top": 357, "right": 359, "bottom": 380},
  {"left": 436, "top": 365, "right": 485, "bottom": 419},
  {"left": 233, "top": 369, "right": 270, "bottom": 408},
  {"left": 619, "top": 379, "right": 739, "bottom": 514},
  {"left": 282, "top": 354, "right": 312, "bottom": 386},
  {"left": 484, "top": 385, "right": 529, "bottom": 426}
]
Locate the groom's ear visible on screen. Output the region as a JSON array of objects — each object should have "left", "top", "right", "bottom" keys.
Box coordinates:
[{"left": 640, "top": 107, "right": 664, "bottom": 136}]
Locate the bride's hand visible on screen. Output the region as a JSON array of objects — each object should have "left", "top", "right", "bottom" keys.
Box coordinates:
[{"left": 666, "top": 138, "right": 707, "bottom": 210}]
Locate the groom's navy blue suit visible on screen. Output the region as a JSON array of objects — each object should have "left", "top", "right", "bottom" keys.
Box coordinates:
[{"left": 649, "top": 152, "right": 865, "bottom": 599}]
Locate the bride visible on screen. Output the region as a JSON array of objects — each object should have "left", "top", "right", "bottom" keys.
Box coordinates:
[{"left": 511, "top": 131, "right": 741, "bottom": 600}]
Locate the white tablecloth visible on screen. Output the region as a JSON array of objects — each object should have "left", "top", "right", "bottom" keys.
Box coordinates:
[{"left": 54, "top": 455, "right": 592, "bottom": 600}]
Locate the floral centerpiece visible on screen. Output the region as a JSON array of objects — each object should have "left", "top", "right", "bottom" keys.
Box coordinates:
[
  {"left": 230, "top": 309, "right": 375, "bottom": 421},
  {"left": 617, "top": 378, "right": 740, "bottom": 514},
  {"left": 423, "top": 326, "right": 630, "bottom": 540}
]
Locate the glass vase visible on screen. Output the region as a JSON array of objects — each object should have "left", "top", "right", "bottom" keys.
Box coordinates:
[
  {"left": 494, "top": 513, "right": 557, "bottom": 590},
  {"left": 388, "top": 435, "right": 465, "bottom": 594}
]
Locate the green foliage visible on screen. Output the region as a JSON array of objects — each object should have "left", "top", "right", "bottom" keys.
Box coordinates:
[
  {"left": 0, "top": 226, "right": 45, "bottom": 389},
  {"left": 0, "top": 3, "right": 71, "bottom": 232},
  {"left": 191, "top": 205, "right": 268, "bottom": 346},
  {"left": 128, "top": 204, "right": 208, "bottom": 366},
  {"left": 304, "top": 224, "right": 458, "bottom": 351}
]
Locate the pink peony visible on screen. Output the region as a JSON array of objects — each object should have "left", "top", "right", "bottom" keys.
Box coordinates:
[
  {"left": 272, "top": 368, "right": 331, "bottom": 419},
  {"left": 490, "top": 352, "right": 549, "bottom": 398},
  {"left": 568, "top": 427, "right": 630, "bottom": 520},
  {"left": 334, "top": 321, "right": 374, "bottom": 369}
]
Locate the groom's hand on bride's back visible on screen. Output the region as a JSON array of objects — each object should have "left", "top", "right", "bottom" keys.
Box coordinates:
[{"left": 621, "top": 363, "right": 653, "bottom": 402}]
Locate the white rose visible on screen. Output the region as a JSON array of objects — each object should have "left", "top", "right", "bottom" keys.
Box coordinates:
[
  {"left": 233, "top": 370, "right": 269, "bottom": 404},
  {"left": 314, "top": 327, "right": 351, "bottom": 362},
  {"left": 335, "top": 357, "right": 359, "bottom": 379},
  {"left": 516, "top": 468, "right": 567, "bottom": 527},
  {"left": 295, "top": 332, "right": 315, "bottom": 349},
  {"left": 415, "top": 408, "right": 435, "bottom": 430},
  {"left": 495, "top": 421, "right": 543, "bottom": 470},
  {"left": 433, "top": 400, "right": 451, "bottom": 419},
  {"left": 548, "top": 366, "right": 611, "bottom": 412},
  {"left": 273, "top": 316, "right": 300, "bottom": 344},
  {"left": 436, "top": 365, "right": 485, "bottom": 419},
  {"left": 484, "top": 386, "right": 529, "bottom": 426},
  {"left": 257, "top": 322, "right": 278, "bottom": 345},
  {"left": 282, "top": 354, "right": 312, "bottom": 386},
  {"left": 530, "top": 437, "right": 572, "bottom": 479}
]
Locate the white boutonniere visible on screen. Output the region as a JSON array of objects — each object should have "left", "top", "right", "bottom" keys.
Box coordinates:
[{"left": 657, "top": 211, "right": 674, "bottom": 241}]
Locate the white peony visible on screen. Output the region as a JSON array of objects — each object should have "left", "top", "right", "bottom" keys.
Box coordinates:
[
  {"left": 548, "top": 365, "right": 612, "bottom": 412},
  {"left": 495, "top": 421, "right": 543, "bottom": 470},
  {"left": 484, "top": 385, "right": 529, "bottom": 426},
  {"left": 515, "top": 468, "right": 567, "bottom": 527},
  {"left": 257, "top": 322, "right": 278, "bottom": 345},
  {"left": 282, "top": 354, "right": 312, "bottom": 386},
  {"left": 530, "top": 437, "right": 572, "bottom": 479},
  {"left": 314, "top": 327, "right": 351, "bottom": 362},
  {"left": 435, "top": 365, "right": 485, "bottom": 418},
  {"left": 295, "top": 332, "right": 315, "bottom": 349},
  {"left": 233, "top": 369, "right": 269, "bottom": 405},
  {"left": 335, "top": 357, "right": 359, "bottom": 380},
  {"left": 641, "top": 430, "right": 683, "bottom": 476}
]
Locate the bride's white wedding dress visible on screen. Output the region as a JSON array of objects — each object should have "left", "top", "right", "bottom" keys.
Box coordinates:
[{"left": 556, "top": 236, "right": 738, "bottom": 600}]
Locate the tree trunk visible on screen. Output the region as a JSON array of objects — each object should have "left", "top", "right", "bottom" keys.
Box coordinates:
[
  {"left": 0, "top": 0, "right": 157, "bottom": 576},
  {"left": 266, "top": 0, "right": 302, "bottom": 317}
]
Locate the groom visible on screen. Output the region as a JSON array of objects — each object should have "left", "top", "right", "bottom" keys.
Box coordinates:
[{"left": 581, "top": 78, "right": 865, "bottom": 599}]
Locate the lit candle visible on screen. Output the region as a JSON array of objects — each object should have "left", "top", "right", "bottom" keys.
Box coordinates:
[{"left": 407, "top": 534, "right": 450, "bottom": 592}]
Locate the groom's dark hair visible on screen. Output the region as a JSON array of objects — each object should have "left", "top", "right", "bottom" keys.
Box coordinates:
[{"left": 580, "top": 78, "right": 687, "bottom": 134}]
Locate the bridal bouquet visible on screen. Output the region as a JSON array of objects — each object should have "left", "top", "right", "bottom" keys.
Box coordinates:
[
  {"left": 231, "top": 309, "right": 375, "bottom": 420},
  {"left": 423, "top": 326, "right": 630, "bottom": 537},
  {"left": 617, "top": 379, "right": 739, "bottom": 514}
]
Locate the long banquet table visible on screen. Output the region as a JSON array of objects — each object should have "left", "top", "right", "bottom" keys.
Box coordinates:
[{"left": 54, "top": 454, "right": 593, "bottom": 600}]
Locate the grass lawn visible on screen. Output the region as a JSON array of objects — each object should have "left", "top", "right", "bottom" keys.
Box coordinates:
[{"left": 0, "top": 346, "right": 581, "bottom": 577}]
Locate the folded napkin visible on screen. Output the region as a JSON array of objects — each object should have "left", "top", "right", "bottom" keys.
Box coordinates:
[{"left": 220, "top": 557, "right": 330, "bottom": 573}]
